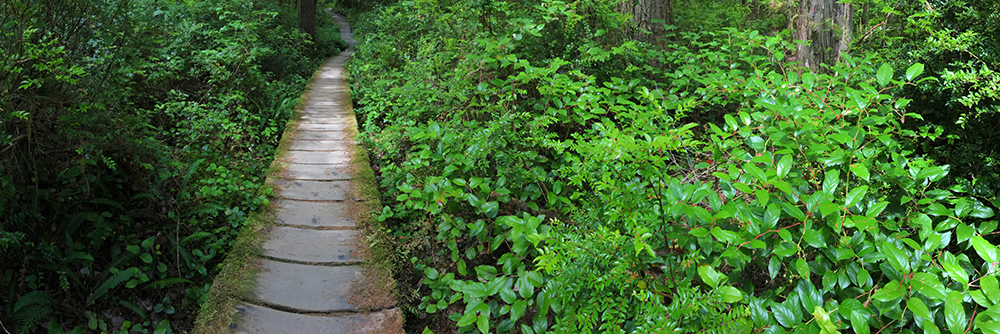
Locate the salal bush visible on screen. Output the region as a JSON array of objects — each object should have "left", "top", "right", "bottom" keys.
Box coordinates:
[{"left": 347, "top": 1, "right": 1000, "bottom": 333}]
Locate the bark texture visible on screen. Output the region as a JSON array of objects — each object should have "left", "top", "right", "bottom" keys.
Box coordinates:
[
  {"left": 792, "top": 0, "right": 853, "bottom": 70},
  {"left": 618, "top": 0, "right": 674, "bottom": 48},
  {"left": 298, "top": 0, "right": 317, "bottom": 40}
]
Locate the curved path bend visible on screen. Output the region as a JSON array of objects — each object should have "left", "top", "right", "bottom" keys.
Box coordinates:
[{"left": 232, "top": 12, "right": 403, "bottom": 334}]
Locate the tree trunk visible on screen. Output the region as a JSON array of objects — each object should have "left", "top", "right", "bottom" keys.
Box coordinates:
[
  {"left": 792, "top": 0, "right": 852, "bottom": 71},
  {"left": 618, "top": 0, "right": 674, "bottom": 49},
  {"left": 298, "top": 0, "right": 316, "bottom": 40}
]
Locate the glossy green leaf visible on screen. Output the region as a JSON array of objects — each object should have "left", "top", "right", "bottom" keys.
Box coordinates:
[
  {"left": 845, "top": 186, "right": 868, "bottom": 208},
  {"left": 822, "top": 170, "right": 840, "bottom": 196},
  {"left": 751, "top": 297, "right": 771, "bottom": 327},
  {"left": 873, "top": 280, "right": 904, "bottom": 301},
  {"left": 813, "top": 305, "right": 838, "bottom": 334},
  {"left": 942, "top": 262, "right": 969, "bottom": 287},
  {"left": 906, "top": 63, "right": 925, "bottom": 81},
  {"left": 458, "top": 310, "right": 478, "bottom": 327},
  {"left": 916, "top": 166, "right": 948, "bottom": 181},
  {"left": 877, "top": 63, "right": 893, "bottom": 86},
  {"left": 781, "top": 202, "right": 806, "bottom": 221},
  {"left": 773, "top": 302, "right": 797, "bottom": 328},
  {"left": 908, "top": 297, "right": 931, "bottom": 319},
  {"left": 971, "top": 235, "right": 999, "bottom": 264},
  {"left": 764, "top": 204, "right": 780, "bottom": 230},
  {"left": 477, "top": 314, "right": 488, "bottom": 334},
  {"left": 879, "top": 241, "right": 910, "bottom": 274},
  {"left": 851, "top": 164, "right": 871, "bottom": 182},
  {"left": 699, "top": 265, "right": 723, "bottom": 289},
  {"left": 911, "top": 273, "right": 946, "bottom": 301},
  {"left": 945, "top": 291, "right": 966, "bottom": 334},
  {"left": 796, "top": 258, "right": 810, "bottom": 278},
  {"left": 983, "top": 275, "right": 1000, "bottom": 305},
  {"left": 840, "top": 298, "right": 870, "bottom": 334},
  {"left": 511, "top": 299, "right": 527, "bottom": 322},
  {"left": 719, "top": 286, "right": 743, "bottom": 303},
  {"left": 803, "top": 229, "right": 826, "bottom": 248},
  {"left": 777, "top": 155, "right": 793, "bottom": 179}
]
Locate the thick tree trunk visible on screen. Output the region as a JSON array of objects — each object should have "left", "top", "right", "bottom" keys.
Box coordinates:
[
  {"left": 298, "top": 0, "right": 316, "bottom": 40},
  {"left": 618, "top": 0, "right": 674, "bottom": 49},
  {"left": 792, "top": 0, "right": 852, "bottom": 71}
]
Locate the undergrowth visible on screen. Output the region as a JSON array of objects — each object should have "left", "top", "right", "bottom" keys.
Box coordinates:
[
  {"left": 345, "top": 0, "right": 1000, "bottom": 333},
  {"left": 0, "top": 0, "right": 346, "bottom": 332}
]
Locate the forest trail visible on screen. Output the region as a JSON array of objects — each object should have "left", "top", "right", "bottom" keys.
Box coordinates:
[{"left": 230, "top": 12, "right": 403, "bottom": 333}]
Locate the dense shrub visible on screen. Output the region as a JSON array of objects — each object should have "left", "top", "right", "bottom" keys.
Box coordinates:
[
  {"left": 346, "top": 0, "right": 1000, "bottom": 333},
  {"left": 0, "top": 0, "right": 345, "bottom": 332}
]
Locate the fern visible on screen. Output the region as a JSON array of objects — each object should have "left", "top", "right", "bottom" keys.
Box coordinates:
[
  {"left": 87, "top": 270, "right": 133, "bottom": 306},
  {"left": 13, "top": 291, "right": 54, "bottom": 334}
]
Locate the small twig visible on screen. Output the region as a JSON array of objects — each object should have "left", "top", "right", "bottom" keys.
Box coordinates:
[
  {"left": 1, "top": 319, "right": 11, "bottom": 334},
  {"left": 1, "top": 134, "right": 27, "bottom": 154}
]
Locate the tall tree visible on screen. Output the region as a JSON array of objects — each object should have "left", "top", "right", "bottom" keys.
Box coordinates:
[
  {"left": 791, "top": 0, "right": 852, "bottom": 70},
  {"left": 299, "top": 0, "right": 316, "bottom": 40},
  {"left": 618, "top": 0, "right": 674, "bottom": 48}
]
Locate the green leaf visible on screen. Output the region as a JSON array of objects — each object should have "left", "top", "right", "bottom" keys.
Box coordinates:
[
  {"left": 845, "top": 186, "right": 869, "bottom": 208},
  {"left": 698, "top": 265, "right": 723, "bottom": 289},
  {"left": 840, "top": 298, "right": 870, "bottom": 334},
  {"left": 908, "top": 297, "right": 931, "bottom": 319},
  {"left": 777, "top": 155, "right": 793, "bottom": 179},
  {"left": 511, "top": 299, "right": 527, "bottom": 322},
  {"left": 970, "top": 290, "right": 991, "bottom": 307},
  {"left": 823, "top": 170, "right": 840, "bottom": 196},
  {"left": 911, "top": 273, "right": 946, "bottom": 301},
  {"left": 796, "top": 280, "right": 822, "bottom": 316},
  {"left": 796, "top": 258, "right": 810, "bottom": 278},
  {"left": 803, "top": 229, "right": 826, "bottom": 248},
  {"left": 877, "top": 63, "right": 893, "bottom": 86},
  {"left": 879, "top": 241, "right": 910, "bottom": 274},
  {"left": 482, "top": 201, "right": 499, "bottom": 218},
  {"left": 755, "top": 189, "right": 771, "bottom": 206},
  {"left": 458, "top": 310, "right": 478, "bottom": 327},
  {"left": 768, "top": 256, "right": 782, "bottom": 279},
  {"left": 873, "top": 280, "right": 904, "bottom": 302},
  {"left": 945, "top": 291, "right": 966, "bottom": 334},
  {"left": 463, "top": 283, "right": 488, "bottom": 299},
  {"left": 719, "top": 286, "right": 742, "bottom": 303},
  {"left": 477, "top": 314, "right": 489, "bottom": 334},
  {"left": 983, "top": 275, "right": 1000, "bottom": 305},
  {"left": 906, "top": 63, "right": 925, "bottom": 81},
  {"left": 782, "top": 202, "right": 806, "bottom": 221},
  {"left": 690, "top": 227, "right": 709, "bottom": 237},
  {"left": 751, "top": 298, "right": 771, "bottom": 327},
  {"left": 773, "top": 302, "right": 797, "bottom": 328},
  {"left": 764, "top": 204, "right": 780, "bottom": 230},
  {"left": 942, "top": 262, "right": 969, "bottom": 287},
  {"left": 140, "top": 253, "right": 152, "bottom": 264},
  {"left": 850, "top": 164, "right": 871, "bottom": 182},
  {"left": 971, "top": 236, "right": 999, "bottom": 264},
  {"left": 916, "top": 166, "right": 948, "bottom": 181},
  {"left": 424, "top": 267, "right": 439, "bottom": 280},
  {"left": 813, "top": 305, "right": 838, "bottom": 334},
  {"left": 746, "top": 163, "right": 767, "bottom": 182},
  {"left": 499, "top": 287, "right": 517, "bottom": 304},
  {"left": 711, "top": 227, "right": 739, "bottom": 243}
]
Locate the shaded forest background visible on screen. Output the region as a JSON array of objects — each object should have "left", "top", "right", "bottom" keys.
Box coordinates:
[
  {"left": 339, "top": 0, "right": 1000, "bottom": 333},
  {"left": 1, "top": 0, "right": 345, "bottom": 332}
]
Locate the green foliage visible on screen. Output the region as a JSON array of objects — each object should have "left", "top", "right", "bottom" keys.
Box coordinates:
[
  {"left": 0, "top": 0, "right": 345, "bottom": 332},
  {"left": 347, "top": 0, "right": 1000, "bottom": 333}
]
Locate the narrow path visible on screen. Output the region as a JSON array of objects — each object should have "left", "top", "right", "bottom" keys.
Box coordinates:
[{"left": 232, "top": 13, "right": 403, "bottom": 334}]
